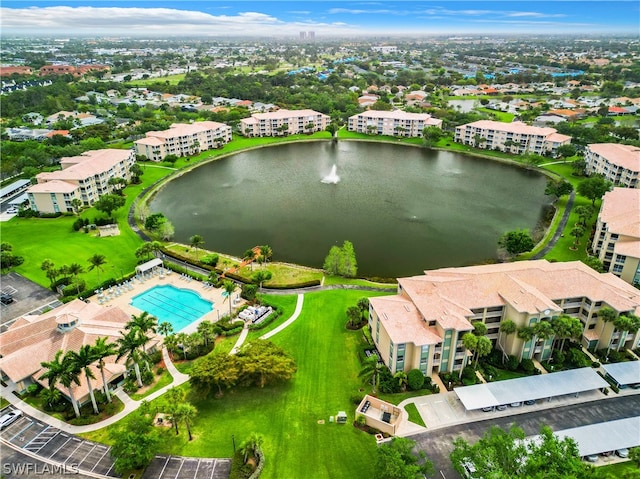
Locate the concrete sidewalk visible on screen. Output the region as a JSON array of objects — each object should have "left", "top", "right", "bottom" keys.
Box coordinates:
[{"left": 1, "top": 347, "right": 188, "bottom": 434}]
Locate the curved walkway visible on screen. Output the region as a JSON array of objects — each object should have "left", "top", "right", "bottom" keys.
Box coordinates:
[
  {"left": 0, "top": 347, "right": 188, "bottom": 434},
  {"left": 533, "top": 190, "right": 576, "bottom": 259},
  {"left": 260, "top": 293, "right": 304, "bottom": 340}
]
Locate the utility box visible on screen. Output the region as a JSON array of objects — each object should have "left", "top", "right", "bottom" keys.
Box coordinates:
[{"left": 336, "top": 411, "right": 347, "bottom": 424}]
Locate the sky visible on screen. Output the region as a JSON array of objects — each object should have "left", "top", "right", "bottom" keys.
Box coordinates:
[{"left": 1, "top": 1, "right": 638, "bottom": 37}]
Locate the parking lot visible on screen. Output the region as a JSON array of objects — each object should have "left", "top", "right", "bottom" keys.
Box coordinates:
[
  {"left": 1, "top": 410, "right": 118, "bottom": 477},
  {"left": 0, "top": 272, "right": 61, "bottom": 330},
  {"left": 142, "top": 456, "right": 231, "bottom": 479},
  {"left": 1, "top": 408, "right": 232, "bottom": 479}
]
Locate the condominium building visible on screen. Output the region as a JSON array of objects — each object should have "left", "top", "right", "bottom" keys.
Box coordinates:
[
  {"left": 239, "top": 109, "right": 330, "bottom": 137},
  {"left": 454, "top": 120, "right": 571, "bottom": 155},
  {"left": 347, "top": 110, "right": 442, "bottom": 137},
  {"left": 585, "top": 143, "right": 640, "bottom": 188},
  {"left": 134, "top": 121, "right": 232, "bottom": 162},
  {"left": 369, "top": 260, "right": 640, "bottom": 377},
  {"left": 27, "top": 149, "right": 136, "bottom": 214},
  {"left": 592, "top": 188, "right": 640, "bottom": 286}
]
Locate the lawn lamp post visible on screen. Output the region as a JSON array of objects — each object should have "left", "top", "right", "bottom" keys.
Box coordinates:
[{"left": 232, "top": 434, "right": 236, "bottom": 453}]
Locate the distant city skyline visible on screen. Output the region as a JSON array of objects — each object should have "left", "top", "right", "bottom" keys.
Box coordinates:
[{"left": 1, "top": 1, "right": 638, "bottom": 37}]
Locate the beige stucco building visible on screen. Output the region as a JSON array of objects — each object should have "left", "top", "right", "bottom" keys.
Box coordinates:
[
  {"left": 27, "top": 149, "right": 135, "bottom": 214},
  {"left": 369, "top": 260, "right": 640, "bottom": 377},
  {"left": 454, "top": 120, "right": 571, "bottom": 155},
  {"left": 347, "top": 110, "right": 442, "bottom": 137},
  {"left": 134, "top": 121, "right": 232, "bottom": 162},
  {"left": 0, "top": 299, "right": 158, "bottom": 405},
  {"left": 239, "top": 109, "right": 329, "bottom": 137},
  {"left": 585, "top": 143, "right": 640, "bottom": 188},
  {"left": 592, "top": 188, "right": 640, "bottom": 287}
]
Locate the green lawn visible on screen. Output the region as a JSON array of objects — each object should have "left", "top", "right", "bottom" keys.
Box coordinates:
[
  {"left": 403, "top": 403, "right": 426, "bottom": 428},
  {"left": 477, "top": 108, "right": 515, "bottom": 123},
  {"left": 595, "top": 461, "right": 640, "bottom": 477},
  {"left": 1, "top": 164, "right": 172, "bottom": 288},
  {"left": 82, "top": 290, "right": 387, "bottom": 479},
  {"left": 130, "top": 369, "right": 174, "bottom": 401}
]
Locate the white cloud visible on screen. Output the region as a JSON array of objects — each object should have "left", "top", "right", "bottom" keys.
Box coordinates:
[{"left": 0, "top": 6, "right": 360, "bottom": 36}]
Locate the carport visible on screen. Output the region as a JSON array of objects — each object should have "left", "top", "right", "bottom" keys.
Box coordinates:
[
  {"left": 454, "top": 367, "right": 609, "bottom": 411},
  {"left": 529, "top": 416, "right": 640, "bottom": 457},
  {"left": 602, "top": 361, "right": 640, "bottom": 388}
]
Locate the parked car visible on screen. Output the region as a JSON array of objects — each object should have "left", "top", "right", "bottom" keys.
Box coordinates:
[
  {"left": 481, "top": 406, "right": 493, "bottom": 412},
  {"left": 616, "top": 448, "right": 629, "bottom": 458},
  {"left": 509, "top": 402, "right": 522, "bottom": 407},
  {"left": 461, "top": 461, "right": 479, "bottom": 479},
  {"left": 496, "top": 404, "right": 508, "bottom": 411},
  {"left": 0, "top": 409, "right": 22, "bottom": 429},
  {"left": 524, "top": 399, "right": 536, "bottom": 406},
  {"left": 6, "top": 206, "right": 18, "bottom": 214},
  {"left": 584, "top": 454, "right": 599, "bottom": 463}
]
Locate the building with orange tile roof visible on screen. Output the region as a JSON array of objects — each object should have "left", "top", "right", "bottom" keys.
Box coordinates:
[
  {"left": 38, "top": 64, "right": 110, "bottom": 77},
  {"left": 348, "top": 110, "right": 442, "bottom": 137},
  {"left": 592, "top": 188, "right": 640, "bottom": 286},
  {"left": 27, "top": 149, "right": 135, "bottom": 213},
  {"left": 369, "top": 260, "right": 640, "bottom": 376},
  {"left": 585, "top": 143, "right": 640, "bottom": 188},
  {"left": 134, "top": 121, "right": 231, "bottom": 162},
  {"left": 0, "top": 299, "right": 159, "bottom": 405},
  {"left": 240, "top": 109, "right": 329, "bottom": 137},
  {"left": 454, "top": 120, "right": 571, "bottom": 155},
  {"left": 0, "top": 66, "right": 33, "bottom": 76}
]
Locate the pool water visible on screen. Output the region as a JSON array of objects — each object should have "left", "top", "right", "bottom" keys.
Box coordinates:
[{"left": 131, "top": 285, "right": 214, "bottom": 332}]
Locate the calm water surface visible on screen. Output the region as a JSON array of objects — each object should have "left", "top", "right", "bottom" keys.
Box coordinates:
[{"left": 150, "top": 141, "right": 548, "bottom": 277}]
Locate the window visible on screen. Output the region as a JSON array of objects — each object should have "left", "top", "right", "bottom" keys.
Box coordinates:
[{"left": 613, "top": 264, "right": 623, "bottom": 273}]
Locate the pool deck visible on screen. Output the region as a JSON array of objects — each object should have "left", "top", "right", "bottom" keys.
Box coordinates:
[{"left": 87, "top": 271, "right": 244, "bottom": 334}]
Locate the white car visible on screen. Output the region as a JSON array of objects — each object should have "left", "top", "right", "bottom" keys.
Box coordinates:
[
  {"left": 0, "top": 409, "right": 22, "bottom": 429},
  {"left": 6, "top": 207, "right": 18, "bottom": 214},
  {"left": 616, "top": 448, "right": 629, "bottom": 458}
]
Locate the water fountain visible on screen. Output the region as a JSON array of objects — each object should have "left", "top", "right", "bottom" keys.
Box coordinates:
[{"left": 321, "top": 164, "right": 340, "bottom": 184}]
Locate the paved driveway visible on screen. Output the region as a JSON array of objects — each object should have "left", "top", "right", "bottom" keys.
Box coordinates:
[
  {"left": 409, "top": 394, "right": 640, "bottom": 478},
  {"left": 1, "top": 411, "right": 117, "bottom": 477},
  {"left": 1, "top": 408, "right": 232, "bottom": 479}
]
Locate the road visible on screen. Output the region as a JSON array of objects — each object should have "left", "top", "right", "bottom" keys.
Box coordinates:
[{"left": 411, "top": 394, "right": 640, "bottom": 478}]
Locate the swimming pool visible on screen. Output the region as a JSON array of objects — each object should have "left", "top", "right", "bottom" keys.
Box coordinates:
[{"left": 130, "top": 284, "right": 214, "bottom": 332}]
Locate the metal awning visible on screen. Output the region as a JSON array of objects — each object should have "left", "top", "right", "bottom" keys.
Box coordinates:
[
  {"left": 529, "top": 417, "right": 640, "bottom": 457},
  {"left": 454, "top": 367, "right": 609, "bottom": 410},
  {"left": 602, "top": 362, "right": 640, "bottom": 387},
  {"left": 135, "top": 258, "right": 163, "bottom": 274}
]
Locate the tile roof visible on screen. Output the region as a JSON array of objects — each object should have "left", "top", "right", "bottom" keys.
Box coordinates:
[
  {"left": 369, "top": 295, "right": 443, "bottom": 345},
  {"left": 28, "top": 179, "right": 78, "bottom": 193},
  {"left": 35, "top": 149, "right": 133, "bottom": 183},
  {"left": 249, "top": 109, "right": 328, "bottom": 121},
  {"left": 461, "top": 120, "right": 561, "bottom": 137},
  {"left": 599, "top": 188, "right": 640, "bottom": 238},
  {"left": 143, "top": 121, "right": 229, "bottom": 140},
  {"left": 588, "top": 143, "right": 640, "bottom": 173},
  {"left": 0, "top": 299, "right": 160, "bottom": 401}
]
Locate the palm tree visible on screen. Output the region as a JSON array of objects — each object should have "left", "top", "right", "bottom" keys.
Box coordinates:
[
  {"left": 87, "top": 254, "right": 107, "bottom": 284},
  {"left": 533, "top": 321, "right": 555, "bottom": 357},
  {"left": 570, "top": 225, "right": 585, "bottom": 248},
  {"left": 394, "top": 371, "right": 408, "bottom": 391},
  {"left": 164, "top": 387, "right": 186, "bottom": 435},
  {"left": 70, "top": 345, "right": 100, "bottom": 414},
  {"left": 517, "top": 326, "right": 535, "bottom": 360},
  {"left": 259, "top": 245, "right": 272, "bottom": 268},
  {"left": 613, "top": 314, "right": 640, "bottom": 351},
  {"left": 222, "top": 280, "right": 236, "bottom": 317},
  {"left": 498, "top": 319, "right": 516, "bottom": 362},
  {"left": 175, "top": 403, "right": 197, "bottom": 441},
  {"left": 359, "top": 354, "right": 384, "bottom": 393},
  {"left": 127, "top": 311, "right": 157, "bottom": 356},
  {"left": 135, "top": 242, "right": 155, "bottom": 261},
  {"left": 243, "top": 248, "right": 256, "bottom": 271},
  {"left": 197, "top": 320, "right": 216, "bottom": 348},
  {"left": 164, "top": 334, "right": 179, "bottom": 359},
  {"left": 158, "top": 322, "right": 174, "bottom": 337},
  {"left": 40, "top": 351, "right": 82, "bottom": 418},
  {"left": 252, "top": 270, "right": 272, "bottom": 292},
  {"left": 176, "top": 332, "right": 190, "bottom": 360},
  {"left": 67, "top": 262, "right": 84, "bottom": 295},
  {"left": 39, "top": 350, "right": 66, "bottom": 398},
  {"left": 474, "top": 336, "right": 492, "bottom": 368},
  {"left": 116, "top": 329, "right": 145, "bottom": 387},
  {"left": 93, "top": 337, "right": 118, "bottom": 403},
  {"left": 189, "top": 235, "right": 205, "bottom": 261},
  {"left": 460, "top": 333, "right": 478, "bottom": 378},
  {"left": 598, "top": 306, "right": 618, "bottom": 356},
  {"left": 40, "top": 387, "right": 62, "bottom": 410},
  {"left": 240, "top": 432, "right": 264, "bottom": 464}
]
